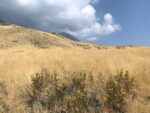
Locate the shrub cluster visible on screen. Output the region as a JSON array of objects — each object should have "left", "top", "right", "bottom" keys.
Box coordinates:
[
  {"left": 0, "top": 82, "right": 9, "bottom": 113},
  {"left": 73, "top": 43, "right": 91, "bottom": 49},
  {"left": 28, "top": 37, "right": 50, "bottom": 48},
  {"left": 105, "top": 71, "right": 136, "bottom": 113},
  {"left": 23, "top": 69, "right": 137, "bottom": 113}
]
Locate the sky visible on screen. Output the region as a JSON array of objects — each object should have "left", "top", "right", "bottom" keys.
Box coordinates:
[
  {"left": 94, "top": 0, "right": 150, "bottom": 46},
  {"left": 0, "top": 0, "right": 150, "bottom": 46}
]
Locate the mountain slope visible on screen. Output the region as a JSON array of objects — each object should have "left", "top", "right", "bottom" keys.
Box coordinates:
[
  {"left": 0, "top": 23, "right": 150, "bottom": 113},
  {"left": 0, "top": 24, "right": 107, "bottom": 49},
  {"left": 0, "top": 19, "right": 4, "bottom": 23},
  {"left": 59, "top": 32, "right": 79, "bottom": 41},
  {"left": 0, "top": 24, "right": 75, "bottom": 48}
]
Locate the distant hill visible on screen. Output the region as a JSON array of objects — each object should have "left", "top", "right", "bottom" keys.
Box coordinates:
[
  {"left": 59, "top": 32, "right": 79, "bottom": 41},
  {"left": 0, "top": 19, "right": 5, "bottom": 23},
  {"left": 0, "top": 24, "right": 108, "bottom": 49},
  {"left": 0, "top": 19, "right": 11, "bottom": 25}
]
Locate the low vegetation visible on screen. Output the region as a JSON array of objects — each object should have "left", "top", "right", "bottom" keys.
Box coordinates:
[
  {"left": 0, "top": 82, "right": 9, "bottom": 113},
  {"left": 0, "top": 47, "right": 149, "bottom": 113},
  {"left": 105, "top": 71, "right": 137, "bottom": 113},
  {"left": 73, "top": 43, "right": 91, "bottom": 49},
  {"left": 0, "top": 24, "right": 149, "bottom": 113},
  {"left": 20, "top": 69, "right": 137, "bottom": 113}
]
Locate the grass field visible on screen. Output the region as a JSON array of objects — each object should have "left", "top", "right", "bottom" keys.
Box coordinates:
[
  {"left": 0, "top": 24, "right": 150, "bottom": 113},
  {"left": 0, "top": 46, "right": 150, "bottom": 113}
]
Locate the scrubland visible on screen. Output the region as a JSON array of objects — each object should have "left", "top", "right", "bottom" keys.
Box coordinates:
[
  {"left": 0, "top": 23, "right": 149, "bottom": 113},
  {"left": 0, "top": 46, "right": 150, "bottom": 113}
]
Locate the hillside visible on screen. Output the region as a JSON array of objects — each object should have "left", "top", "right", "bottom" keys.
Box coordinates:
[
  {"left": 59, "top": 32, "right": 79, "bottom": 41},
  {"left": 0, "top": 19, "right": 4, "bottom": 23},
  {"left": 0, "top": 24, "right": 149, "bottom": 113},
  {"left": 0, "top": 24, "right": 107, "bottom": 49}
]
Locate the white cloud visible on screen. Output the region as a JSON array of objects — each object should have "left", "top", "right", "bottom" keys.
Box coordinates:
[
  {"left": 87, "top": 37, "right": 99, "bottom": 41},
  {"left": 91, "top": 0, "right": 100, "bottom": 4},
  {"left": 0, "top": 0, "right": 120, "bottom": 41},
  {"left": 70, "top": 13, "right": 120, "bottom": 38},
  {"left": 104, "top": 13, "right": 113, "bottom": 24}
]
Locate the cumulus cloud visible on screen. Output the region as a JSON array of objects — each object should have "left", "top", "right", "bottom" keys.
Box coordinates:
[
  {"left": 87, "top": 37, "right": 99, "bottom": 41},
  {"left": 0, "top": 0, "right": 120, "bottom": 40},
  {"left": 91, "top": 0, "right": 100, "bottom": 4}
]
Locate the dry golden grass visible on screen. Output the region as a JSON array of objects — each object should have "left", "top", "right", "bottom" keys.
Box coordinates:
[
  {"left": 0, "top": 24, "right": 150, "bottom": 112},
  {"left": 0, "top": 46, "right": 150, "bottom": 112},
  {"left": 0, "top": 24, "right": 107, "bottom": 49}
]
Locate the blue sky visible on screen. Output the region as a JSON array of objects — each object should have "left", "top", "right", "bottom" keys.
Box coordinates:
[
  {"left": 0, "top": 0, "right": 150, "bottom": 46},
  {"left": 92, "top": 0, "right": 150, "bottom": 46}
]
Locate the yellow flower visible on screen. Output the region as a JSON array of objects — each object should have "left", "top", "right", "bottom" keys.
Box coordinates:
[{"left": 101, "top": 96, "right": 107, "bottom": 102}]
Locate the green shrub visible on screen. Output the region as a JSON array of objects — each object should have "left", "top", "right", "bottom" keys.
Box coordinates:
[
  {"left": 105, "top": 70, "right": 136, "bottom": 113},
  {"left": 28, "top": 37, "right": 50, "bottom": 48},
  {"left": 23, "top": 69, "right": 137, "bottom": 113},
  {"left": 0, "top": 82, "right": 9, "bottom": 113},
  {"left": 23, "top": 70, "right": 103, "bottom": 113}
]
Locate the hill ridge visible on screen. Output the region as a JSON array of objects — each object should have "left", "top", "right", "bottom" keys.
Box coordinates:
[{"left": 0, "top": 24, "right": 108, "bottom": 49}]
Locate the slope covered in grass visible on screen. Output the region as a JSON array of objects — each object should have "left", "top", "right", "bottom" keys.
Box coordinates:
[
  {"left": 0, "top": 46, "right": 150, "bottom": 113},
  {"left": 0, "top": 24, "right": 107, "bottom": 49},
  {"left": 0, "top": 24, "right": 149, "bottom": 113}
]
